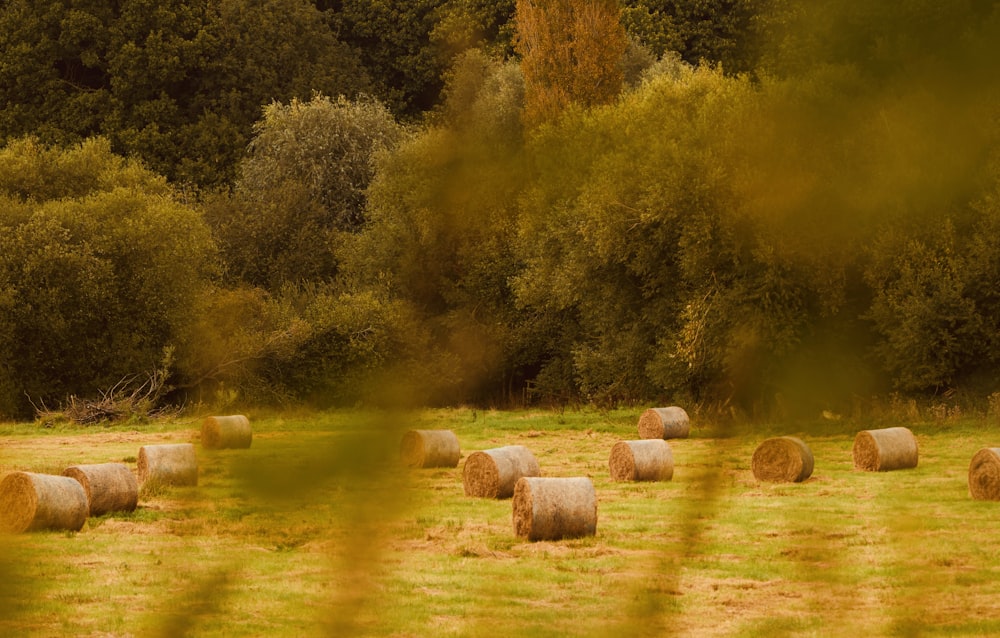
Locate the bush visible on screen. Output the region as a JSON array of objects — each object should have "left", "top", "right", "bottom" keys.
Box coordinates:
[{"left": 0, "top": 138, "right": 216, "bottom": 418}]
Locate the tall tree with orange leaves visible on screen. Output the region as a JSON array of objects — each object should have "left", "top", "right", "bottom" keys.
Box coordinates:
[{"left": 515, "top": 0, "right": 627, "bottom": 127}]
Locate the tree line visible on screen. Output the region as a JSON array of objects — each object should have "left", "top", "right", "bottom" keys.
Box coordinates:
[{"left": 1, "top": 0, "right": 998, "bottom": 420}]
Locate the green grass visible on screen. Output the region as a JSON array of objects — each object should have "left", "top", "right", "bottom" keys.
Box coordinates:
[{"left": 3, "top": 408, "right": 1000, "bottom": 636}]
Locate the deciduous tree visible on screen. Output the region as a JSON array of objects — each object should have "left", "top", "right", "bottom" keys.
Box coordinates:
[
  {"left": 515, "top": 0, "right": 627, "bottom": 126},
  {"left": 204, "top": 95, "right": 402, "bottom": 291},
  {"left": 0, "top": 138, "right": 216, "bottom": 418},
  {"left": 0, "top": 0, "right": 370, "bottom": 188}
]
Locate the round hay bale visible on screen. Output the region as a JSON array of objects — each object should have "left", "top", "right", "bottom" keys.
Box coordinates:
[
  {"left": 637, "top": 406, "right": 690, "bottom": 440},
  {"left": 968, "top": 448, "right": 1000, "bottom": 501},
  {"left": 751, "top": 437, "right": 814, "bottom": 483},
  {"left": 463, "top": 445, "right": 541, "bottom": 498},
  {"left": 852, "top": 427, "right": 918, "bottom": 472},
  {"left": 399, "top": 430, "right": 460, "bottom": 468},
  {"left": 201, "top": 414, "right": 252, "bottom": 449},
  {"left": 62, "top": 463, "right": 138, "bottom": 516},
  {"left": 0, "top": 472, "right": 88, "bottom": 533},
  {"left": 512, "top": 477, "right": 597, "bottom": 541},
  {"left": 137, "top": 443, "right": 198, "bottom": 486},
  {"left": 609, "top": 440, "right": 673, "bottom": 482}
]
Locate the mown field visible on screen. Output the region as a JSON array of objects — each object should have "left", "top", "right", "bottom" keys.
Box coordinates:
[{"left": 2, "top": 407, "right": 1000, "bottom": 637}]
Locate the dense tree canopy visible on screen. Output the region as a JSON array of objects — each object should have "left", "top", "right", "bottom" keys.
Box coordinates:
[
  {"left": 205, "top": 95, "right": 402, "bottom": 291},
  {"left": 0, "top": 0, "right": 370, "bottom": 188},
  {"left": 4, "top": 0, "right": 1000, "bottom": 420},
  {"left": 328, "top": 0, "right": 518, "bottom": 118},
  {"left": 0, "top": 0, "right": 768, "bottom": 190},
  {"left": 621, "top": 0, "right": 763, "bottom": 73},
  {"left": 0, "top": 138, "right": 216, "bottom": 417}
]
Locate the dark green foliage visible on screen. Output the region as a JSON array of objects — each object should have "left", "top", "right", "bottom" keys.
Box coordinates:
[
  {"left": 177, "top": 282, "right": 426, "bottom": 407},
  {"left": 330, "top": 0, "right": 445, "bottom": 116},
  {"left": 240, "top": 96, "right": 402, "bottom": 235},
  {"left": 0, "top": 0, "right": 370, "bottom": 188},
  {"left": 202, "top": 183, "right": 337, "bottom": 292},
  {"left": 621, "top": 0, "right": 764, "bottom": 74},
  {"left": 865, "top": 223, "right": 984, "bottom": 392},
  {"left": 326, "top": 0, "right": 519, "bottom": 119},
  {"left": 3, "top": 0, "right": 1000, "bottom": 415},
  {"left": 0, "top": 138, "right": 216, "bottom": 418},
  {"left": 204, "top": 95, "right": 402, "bottom": 291},
  {"left": 864, "top": 167, "right": 1000, "bottom": 394}
]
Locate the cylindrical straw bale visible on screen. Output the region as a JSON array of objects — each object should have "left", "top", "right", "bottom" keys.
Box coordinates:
[
  {"left": 399, "top": 429, "right": 460, "bottom": 468},
  {"left": 137, "top": 443, "right": 198, "bottom": 486},
  {"left": 0, "top": 472, "right": 88, "bottom": 533},
  {"left": 512, "top": 477, "right": 597, "bottom": 541},
  {"left": 62, "top": 463, "right": 138, "bottom": 516},
  {"left": 609, "top": 440, "right": 674, "bottom": 482},
  {"left": 968, "top": 448, "right": 1000, "bottom": 501},
  {"left": 201, "top": 414, "right": 252, "bottom": 449},
  {"left": 637, "top": 406, "right": 690, "bottom": 440},
  {"left": 751, "top": 437, "right": 814, "bottom": 483},
  {"left": 463, "top": 445, "right": 541, "bottom": 498},
  {"left": 852, "top": 427, "right": 918, "bottom": 472}
]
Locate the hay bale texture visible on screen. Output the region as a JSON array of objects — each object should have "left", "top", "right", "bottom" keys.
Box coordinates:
[
  {"left": 62, "top": 463, "right": 138, "bottom": 516},
  {"left": 751, "top": 437, "right": 814, "bottom": 483},
  {"left": 512, "top": 477, "right": 597, "bottom": 541},
  {"left": 968, "top": 448, "right": 1000, "bottom": 501},
  {"left": 852, "top": 427, "right": 918, "bottom": 472},
  {"left": 138, "top": 443, "right": 198, "bottom": 486},
  {"left": 609, "top": 440, "right": 673, "bottom": 482},
  {"left": 637, "top": 406, "right": 690, "bottom": 440},
  {"left": 0, "top": 472, "right": 88, "bottom": 533},
  {"left": 400, "top": 429, "right": 460, "bottom": 468},
  {"left": 201, "top": 414, "right": 252, "bottom": 449},
  {"left": 463, "top": 445, "right": 541, "bottom": 498}
]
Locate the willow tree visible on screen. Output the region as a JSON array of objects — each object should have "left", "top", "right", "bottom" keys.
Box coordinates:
[{"left": 515, "top": 0, "right": 627, "bottom": 126}]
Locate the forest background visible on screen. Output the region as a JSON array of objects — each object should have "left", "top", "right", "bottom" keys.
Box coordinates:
[{"left": 1, "top": 0, "right": 999, "bottom": 423}]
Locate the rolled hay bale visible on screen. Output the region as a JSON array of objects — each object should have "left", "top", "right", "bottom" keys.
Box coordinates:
[
  {"left": 137, "top": 443, "right": 198, "bottom": 486},
  {"left": 852, "top": 427, "right": 918, "bottom": 472},
  {"left": 201, "top": 414, "right": 252, "bottom": 449},
  {"left": 0, "top": 472, "right": 88, "bottom": 533},
  {"left": 609, "top": 440, "right": 674, "bottom": 482},
  {"left": 399, "top": 429, "right": 460, "bottom": 468},
  {"left": 62, "top": 463, "right": 138, "bottom": 516},
  {"left": 637, "top": 406, "right": 690, "bottom": 440},
  {"left": 751, "top": 437, "right": 814, "bottom": 483},
  {"left": 968, "top": 448, "right": 1000, "bottom": 501},
  {"left": 512, "top": 477, "right": 597, "bottom": 541},
  {"left": 463, "top": 445, "right": 541, "bottom": 498}
]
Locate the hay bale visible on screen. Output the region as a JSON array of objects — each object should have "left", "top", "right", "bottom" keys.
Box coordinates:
[
  {"left": 201, "top": 414, "right": 252, "bottom": 449},
  {"left": 609, "top": 440, "right": 673, "bottom": 482},
  {"left": 637, "top": 406, "right": 690, "bottom": 439},
  {"left": 463, "top": 445, "right": 541, "bottom": 498},
  {"left": 0, "top": 472, "right": 88, "bottom": 533},
  {"left": 852, "top": 427, "right": 918, "bottom": 472},
  {"left": 62, "top": 463, "right": 138, "bottom": 516},
  {"left": 968, "top": 448, "right": 1000, "bottom": 501},
  {"left": 399, "top": 429, "right": 460, "bottom": 468},
  {"left": 512, "top": 477, "right": 597, "bottom": 541},
  {"left": 751, "top": 437, "right": 814, "bottom": 483},
  {"left": 137, "top": 443, "right": 198, "bottom": 486}
]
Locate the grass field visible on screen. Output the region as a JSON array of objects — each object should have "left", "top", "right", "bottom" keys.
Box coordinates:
[{"left": 3, "top": 407, "right": 1000, "bottom": 637}]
